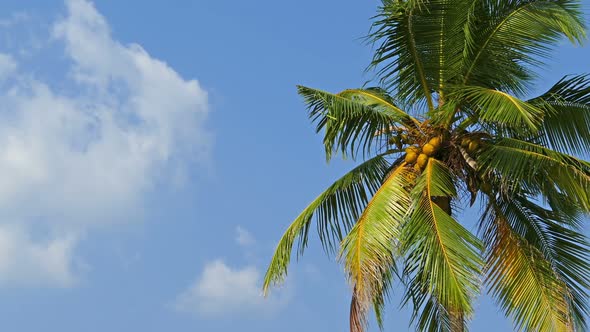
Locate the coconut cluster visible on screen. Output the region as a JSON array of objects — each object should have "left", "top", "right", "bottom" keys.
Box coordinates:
[{"left": 404, "top": 136, "right": 442, "bottom": 171}]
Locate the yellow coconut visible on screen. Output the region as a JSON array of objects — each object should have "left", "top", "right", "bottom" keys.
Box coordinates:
[
  {"left": 422, "top": 143, "right": 436, "bottom": 156},
  {"left": 417, "top": 153, "right": 429, "bottom": 169},
  {"left": 428, "top": 137, "right": 442, "bottom": 149},
  {"left": 405, "top": 152, "right": 419, "bottom": 164},
  {"left": 461, "top": 137, "right": 471, "bottom": 148},
  {"left": 468, "top": 140, "right": 480, "bottom": 153},
  {"left": 413, "top": 163, "right": 422, "bottom": 172},
  {"left": 406, "top": 146, "right": 420, "bottom": 154}
]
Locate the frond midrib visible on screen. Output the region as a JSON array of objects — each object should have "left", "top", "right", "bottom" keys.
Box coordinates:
[
  {"left": 490, "top": 140, "right": 590, "bottom": 182},
  {"left": 406, "top": 9, "right": 434, "bottom": 112},
  {"left": 338, "top": 89, "right": 421, "bottom": 127},
  {"left": 425, "top": 159, "right": 464, "bottom": 307},
  {"left": 350, "top": 162, "right": 408, "bottom": 293},
  {"left": 464, "top": 1, "right": 546, "bottom": 84}
]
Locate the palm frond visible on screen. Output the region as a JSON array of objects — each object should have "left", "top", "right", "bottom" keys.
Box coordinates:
[
  {"left": 476, "top": 138, "right": 590, "bottom": 212},
  {"left": 368, "top": 0, "right": 470, "bottom": 109},
  {"left": 481, "top": 195, "right": 575, "bottom": 331},
  {"left": 463, "top": 0, "right": 586, "bottom": 94},
  {"left": 263, "top": 153, "right": 392, "bottom": 294},
  {"left": 372, "top": 264, "right": 398, "bottom": 331},
  {"left": 338, "top": 87, "right": 422, "bottom": 128},
  {"left": 298, "top": 86, "right": 416, "bottom": 161},
  {"left": 340, "top": 162, "right": 415, "bottom": 332},
  {"left": 402, "top": 159, "right": 483, "bottom": 331},
  {"left": 414, "top": 296, "right": 452, "bottom": 332},
  {"left": 460, "top": 86, "right": 544, "bottom": 132},
  {"left": 508, "top": 196, "right": 590, "bottom": 331},
  {"left": 528, "top": 74, "right": 590, "bottom": 155}
]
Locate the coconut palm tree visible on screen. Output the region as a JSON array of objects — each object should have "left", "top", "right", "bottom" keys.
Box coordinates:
[{"left": 263, "top": 0, "right": 590, "bottom": 331}]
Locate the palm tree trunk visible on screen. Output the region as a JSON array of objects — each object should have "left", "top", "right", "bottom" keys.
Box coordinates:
[{"left": 434, "top": 196, "right": 465, "bottom": 332}]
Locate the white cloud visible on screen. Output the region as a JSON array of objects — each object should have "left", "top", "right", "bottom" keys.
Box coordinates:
[
  {"left": 175, "top": 260, "right": 290, "bottom": 316},
  {"left": 0, "top": 225, "right": 78, "bottom": 287},
  {"left": 235, "top": 226, "right": 255, "bottom": 247},
  {"left": 0, "top": 0, "right": 210, "bottom": 286}
]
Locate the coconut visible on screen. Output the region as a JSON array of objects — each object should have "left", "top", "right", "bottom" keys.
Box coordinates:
[
  {"left": 461, "top": 137, "right": 471, "bottom": 148},
  {"left": 405, "top": 152, "right": 418, "bottom": 164},
  {"left": 405, "top": 146, "right": 421, "bottom": 163},
  {"left": 428, "top": 137, "right": 442, "bottom": 148},
  {"left": 422, "top": 143, "right": 436, "bottom": 156},
  {"left": 417, "top": 153, "right": 429, "bottom": 169},
  {"left": 468, "top": 140, "right": 480, "bottom": 153}
]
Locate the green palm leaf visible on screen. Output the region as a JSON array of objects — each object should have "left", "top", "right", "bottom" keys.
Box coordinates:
[
  {"left": 263, "top": 153, "right": 392, "bottom": 294},
  {"left": 476, "top": 138, "right": 590, "bottom": 212},
  {"left": 369, "top": 0, "right": 469, "bottom": 109},
  {"left": 340, "top": 162, "right": 415, "bottom": 332},
  {"left": 460, "top": 86, "right": 544, "bottom": 132},
  {"left": 298, "top": 86, "right": 416, "bottom": 161},
  {"left": 463, "top": 0, "right": 585, "bottom": 93},
  {"left": 481, "top": 195, "right": 573, "bottom": 331},
  {"left": 338, "top": 87, "right": 422, "bottom": 128},
  {"left": 506, "top": 195, "right": 590, "bottom": 331},
  {"left": 528, "top": 74, "right": 590, "bottom": 155},
  {"left": 403, "top": 159, "right": 483, "bottom": 331},
  {"left": 371, "top": 264, "right": 398, "bottom": 331}
]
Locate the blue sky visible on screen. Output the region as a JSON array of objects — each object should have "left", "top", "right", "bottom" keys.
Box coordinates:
[{"left": 0, "top": 1, "right": 588, "bottom": 331}]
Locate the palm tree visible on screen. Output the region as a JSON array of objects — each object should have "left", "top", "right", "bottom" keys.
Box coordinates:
[{"left": 263, "top": 0, "right": 590, "bottom": 331}]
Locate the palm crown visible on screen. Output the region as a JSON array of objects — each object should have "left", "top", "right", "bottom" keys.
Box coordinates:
[{"left": 263, "top": 0, "right": 590, "bottom": 331}]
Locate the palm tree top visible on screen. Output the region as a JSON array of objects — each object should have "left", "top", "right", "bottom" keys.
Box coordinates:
[{"left": 265, "top": 0, "right": 590, "bottom": 331}]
